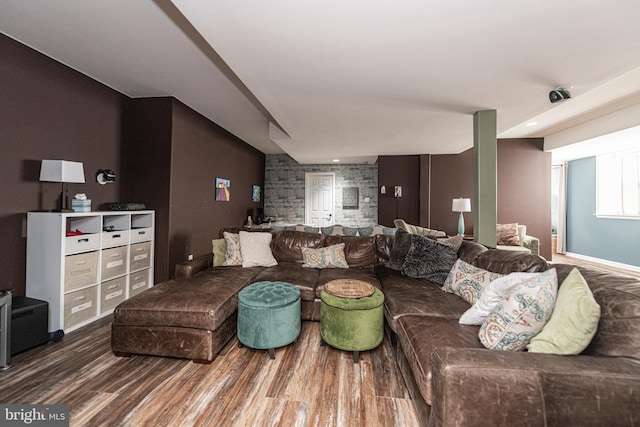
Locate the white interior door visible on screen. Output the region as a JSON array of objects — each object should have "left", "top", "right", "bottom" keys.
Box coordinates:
[{"left": 305, "top": 173, "right": 335, "bottom": 227}]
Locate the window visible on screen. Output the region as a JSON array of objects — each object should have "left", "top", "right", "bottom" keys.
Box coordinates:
[{"left": 596, "top": 151, "right": 640, "bottom": 218}]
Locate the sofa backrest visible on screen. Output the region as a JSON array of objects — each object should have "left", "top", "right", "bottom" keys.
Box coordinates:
[
  {"left": 553, "top": 263, "right": 640, "bottom": 361},
  {"left": 324, "top": 235, "right": 377, "bottom": 268},
  {"left": 472, "top": 249, "right": 548, "bottom": 274},
  {"left": 271, "top": 230, "right": 324, "bottom": 263}
]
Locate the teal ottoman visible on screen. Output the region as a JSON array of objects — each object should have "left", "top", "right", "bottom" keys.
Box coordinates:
[
  {"left": 320, "top": 280, "right": 385, "bottom": 363},
  {"left": 237, "top": 281, "right": 301, "bottom": 359}
]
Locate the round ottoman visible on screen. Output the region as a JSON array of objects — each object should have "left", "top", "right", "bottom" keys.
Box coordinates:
[
  {"left": 237, "top": 281, "right": 301, "bottom": 359},
  {"left": 320, "top": 280, "right": 385, "bottom": 363}
]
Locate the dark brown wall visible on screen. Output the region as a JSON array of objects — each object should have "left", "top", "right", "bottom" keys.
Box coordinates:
[
  {"left": 497, "top": 138, "right": 551, "bottom": 260},
  {"left": 0, "top": 34, "right": 127, "bottom": 296},
  {"left": 128, "top": 98, "right": 174, "bottom": 282},
  {"left": 129, "top": 98, "right": 265, "bottom": 280},
  {"left": 377, "top": 155, "right": 420, "bottom": 227},
  {"left": 169, "top": 100, "right": 265, "bottom": 274},
  {"left": 429, "top": 149, "right": 475, "bottom": 234},
  {"left": 423, "top": 139, "right": 551, "bottom": 259}
]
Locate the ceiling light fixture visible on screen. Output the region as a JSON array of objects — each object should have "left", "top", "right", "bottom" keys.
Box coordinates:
[
  {"left": 332, "top": 159, "right": 340, "bottom": 162},
  {"left": 526, "top": 121, "right": 538, "bottom": 126}
]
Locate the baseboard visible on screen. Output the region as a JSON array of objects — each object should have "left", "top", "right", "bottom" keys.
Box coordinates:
[{"left": 563, "top": 252, "right": 640, "bottom": 274}]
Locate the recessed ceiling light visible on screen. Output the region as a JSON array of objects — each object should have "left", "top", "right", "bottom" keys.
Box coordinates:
[
  {"left": 526, "top": 121, "right": 538, "bottom": 127},
  {"left": 332, "top": 159, "right": 340, "bottom": 162}
]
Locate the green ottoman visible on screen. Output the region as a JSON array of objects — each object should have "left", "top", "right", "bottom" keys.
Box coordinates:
[
  {"left": 237, "top": 281, "right": 301, "bottom": 359},
  {"left": 320, "top": 280, "right": 385, "bottom": 363}
]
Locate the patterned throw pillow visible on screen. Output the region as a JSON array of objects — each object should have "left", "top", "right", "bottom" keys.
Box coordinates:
[
  {"left": 443, "top": 259, "right": 503, "bottom": 305},
  {"left": 222, "top": 232, "right": 242, "bottom": 266},
  {"left": 459, "top": 272, "right": 540, "bottom": 325},
  {"left": 479, "top": 268, "right": 558, "bottom": 351},
  {"left": 496, "top": 223, "right": 521, "bottom": 246},
  {"left": 400, "top": 234, "right": 458, "bottom": 284},
  {"left": 527, "top": 268, "right": 601, "bottom": 355},
  {"left": 302, "top": 243, "right": 349, "bottom": 269},
  {"left": 239, "top": 231, "right": 278, "bottom": 268}
]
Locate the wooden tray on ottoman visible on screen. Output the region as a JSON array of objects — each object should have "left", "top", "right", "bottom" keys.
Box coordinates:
[{"left": 324, "top": 279, "right": 375, "bottom": 298}]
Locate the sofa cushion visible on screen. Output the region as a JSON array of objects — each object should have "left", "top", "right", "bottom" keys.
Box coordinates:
[
  {"left": 113, "top": 266, "right": 263, "bottom": 331},
  {"left": 377, "top": 267, "right": 471, "bottom": 331},
  {"left": 321, "top": 225, "right": 358, "bottom": 236},
  {"left": 443, "top": 259, "right": 503, "bottom": 305},
  {"left": 271, "top": 230, "right": 324, "bottom": 263},
  {"left": 239, "top": 231, "right": 278, "bottom": 268},
  {"left": 252, "top": 262, "right": 320, "bottom": 301},
  {"left": 324, "top": 235, "right": 377, "bottom": 268},
  {"left": 222, "top": 232, "right": 242, "bottom": 266},
  {"left": 479, "top": 268, "right": 558, "bottom": 351},
  {"left": 302, "top": 244, "right": 349, "bottom": 269},
  {"left": 473, "top": 249, "right": 548, "bottom": 274},
  {"left": 496, "top": 223, "right": 520, "bottom": 246},
  {"left": 401, "top": 234, "right": 458, "bottom": 284},
  {"left": 527, "top": 267, "right": 601, "bottom": 355},
  {"left": 396, "top": 316, "right": 483, "bottom": 405}
]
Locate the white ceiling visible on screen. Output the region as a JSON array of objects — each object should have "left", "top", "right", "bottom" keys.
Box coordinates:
[{"left": 2, "top": 0, "right": 640, "bottom": 164}]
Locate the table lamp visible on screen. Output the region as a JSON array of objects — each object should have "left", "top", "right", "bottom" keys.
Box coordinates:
[
  {"left": 39, "top": 160, "right": 85, "bottom": 212},
  {"left": 452, "top": 198, "right": 471, "bottom": 235}
]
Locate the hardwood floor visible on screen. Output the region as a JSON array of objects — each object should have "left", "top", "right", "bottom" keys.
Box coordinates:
[{"left": 0, "top": 318, "right": 420, "bottom": 427}]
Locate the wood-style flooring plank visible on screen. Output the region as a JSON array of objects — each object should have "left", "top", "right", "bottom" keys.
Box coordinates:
[{"left": 0, "top": 317, "right": 420, "bottom": 427}]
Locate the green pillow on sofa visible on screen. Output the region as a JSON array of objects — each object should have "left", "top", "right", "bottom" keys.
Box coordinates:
[{"left": 527, "top": 268, "right": 601, "bottom": 355}]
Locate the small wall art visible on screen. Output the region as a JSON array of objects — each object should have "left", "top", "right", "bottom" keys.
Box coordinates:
[
  {"left": 252, "top": 185, "right": 261, "bottom": 202},
  {"left": 342, "top": 187, "right": 359, "bottom": 209},
  {"left": 216, "top": 178, "right": 230, "bottom": 201}
]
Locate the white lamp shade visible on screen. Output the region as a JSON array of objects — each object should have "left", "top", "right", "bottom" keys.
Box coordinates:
[
  {"left": 39, "top": 160, "right": 85, "bottom": 183},
  {"left": 452, "top": 198, "right": 471, "bottom": 212}
]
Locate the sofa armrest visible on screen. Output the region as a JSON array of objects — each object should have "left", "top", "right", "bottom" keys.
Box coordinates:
[
  {"left": 522, "top": 234, "right": 539, "bottom": 256},
  {"left": 175, "top": 253, "right": 213, "bottom": 278},
  {"left": 430, "top": 346, "right": 640, "bottom": 427}
]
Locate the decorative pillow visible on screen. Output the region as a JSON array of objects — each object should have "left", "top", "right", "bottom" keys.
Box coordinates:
[
  {"left": 401, "top": 234, "right": 458, "bottom": 284},
  {"left": 438, "top": 234, "right": 464, "bottom": 252},
  {"left": 527, "top": 268, "right": 601, "bottom": 355},
  {"left": 394, "top": 218, "right": 446, "bottom": 239},
  {"left": 212, "top": 238, "right": 227, "bottom": 267},
  {"left": 222, "top": 232, "right": 242, "bottom": 266},
  {"left": 239, "top": 231, "right": 278, "bottom": 268},
  {"left": 459, "top": 272, "right": 541, "bottom": 325},
  {"left": 443, "top": 259, "right": 503, "bottom": 305},
  {"left": 302, "top": 243, "right": 349, "bottom": 269},
  {"left": 304, "top": 226, "right": 320, "bottom": 234},
  {"left": 478, "top": 268, "right": 558, "bottom": 351},
  {"left": 387, "top": 228, "right": 412, "bottom": 270},
  {"left": 496, "top": 223, "right": 521, "bottom": 246},
  {"left": 358, "top": 226, "right": 374, "bottom": 237}
]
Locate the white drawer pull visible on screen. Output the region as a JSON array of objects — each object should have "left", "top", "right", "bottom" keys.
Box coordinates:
[
  {"left": 110, "top": 253, "right": 121, "bottom": 258},
  {"left": 77, "top": 238, "right": 89, "bottom": 244},
  {"left": 106, "top": 260, "right": 123, "bottom": 269},
  {"left": 112, "top": 234, "right": 121, "bottom": 239},
  {"left": 137, "top": 231, "right": 146, "bottom": 235}
]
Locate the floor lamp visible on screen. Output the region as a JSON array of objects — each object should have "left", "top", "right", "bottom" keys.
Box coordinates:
[{"left": 40, "top": 160, "right": 85, "bottom": 212}]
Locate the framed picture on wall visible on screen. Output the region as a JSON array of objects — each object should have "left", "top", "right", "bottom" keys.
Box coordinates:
[
  {"left": 252, "top": 185, "right": 261, "bottom": 202},
  {"left": 216, "top": 178, "right": 230, "bottom": 201},
  {"left": 342, "top": 187, "right": 359, "bottom": 209}
]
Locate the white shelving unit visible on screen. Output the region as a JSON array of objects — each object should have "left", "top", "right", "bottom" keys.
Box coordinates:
[{"left": 26, "top": 211, "right": 155, "bottom": 334}]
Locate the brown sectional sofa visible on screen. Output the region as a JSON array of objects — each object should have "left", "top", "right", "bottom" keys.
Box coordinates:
[{"left": 112, "top": 229, "right": 640, "bottom": 426}]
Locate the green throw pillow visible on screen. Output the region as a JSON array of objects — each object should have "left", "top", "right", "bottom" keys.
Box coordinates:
[
  {"left": 527, "top": 268, "right": 601, "bottom": 355},
  {"left": 212, "top": 238, "right": 227, "bottom": 267}
]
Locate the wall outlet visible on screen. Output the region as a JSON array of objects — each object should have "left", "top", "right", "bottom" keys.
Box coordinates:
[{"left": 188, "top": 254, "right": 193, "bottom": 261}]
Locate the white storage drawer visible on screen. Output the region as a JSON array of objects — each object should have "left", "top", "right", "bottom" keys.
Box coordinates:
[
  {"left": 101, "top": 276, "right": 126, "bottom": 313},
  {"left": 129, "top": 269, "right": 151, "bottom": 297},
  {"left": 102, "top": 230, "right": 130, "bottom": 248},
  {"left": 130, "top": 242, "right": 151, "bottom": 271},
  {"left": 65, "top": 233, "right": 100, "bottom": 255},
  {"left": 64, "top": 286, "right": 98, "bottom": 329},
  {"left": 130, "top": 227, "right": 153, "bottom": 243},
  {"left": 101, "top": 246, "right": 127, "bottom": 280},
  {"left": 64, "top": 251, "right": 98, "bottom": 292}
]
